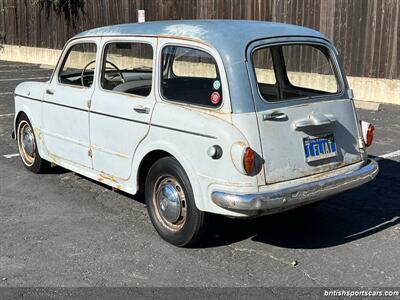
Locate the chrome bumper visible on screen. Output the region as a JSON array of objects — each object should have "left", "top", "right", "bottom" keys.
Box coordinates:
[{"left": 211, "top": 159, "right": 379, "bottom": 212}]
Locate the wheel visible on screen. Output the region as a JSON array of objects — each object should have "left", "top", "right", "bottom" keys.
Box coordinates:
[
  {"left": 16, "top": 114, "right": 49, "bottom": 173},
  {"left": 145, "top": 157, "right": 209, "bottom": 247}
]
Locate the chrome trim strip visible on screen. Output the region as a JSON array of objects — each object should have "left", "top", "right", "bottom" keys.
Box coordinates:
[
  {"left": 14, "top": 94, "right": 42, "bottom": 103},
  {"left": 14, "top": 94, "right": 217, "bottom": 139},
  {"left": 211, "top": 159, "right": 379, "bottom": 211},
  {"left": 92, "top": 110, "right": 148, "bottom": 125},
  {"left": 151, "top": 123, "right": 217, "bottom": 139}
]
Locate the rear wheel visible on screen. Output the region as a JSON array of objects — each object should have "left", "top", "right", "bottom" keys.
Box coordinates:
[
  {"left": 16, "top": 114, "right": 49, "bottom": 173},
  {"left": 145, "top": 157, "right": 209, "bottom": 247}
]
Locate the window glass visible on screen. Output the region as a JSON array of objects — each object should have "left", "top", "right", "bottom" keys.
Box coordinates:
[
  {"left": 253, "top": 47, "right": 278, "bottom": 101},
  {"left": 282, "top": 45, "right": 338, "bottom": 94},
  {"left": 253, "top": 44, "right": 339, "bottom": 102},
  {"left": 101, "top": 42, "right": 153, "bottom": 97},
  {"left": 59, "top": 43, "right": 97, "bottom": 87},
  {"left": 161, "top": 46, "right": 222, "bottom": 107}
]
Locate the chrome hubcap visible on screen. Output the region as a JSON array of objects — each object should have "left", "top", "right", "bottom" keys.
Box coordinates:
[
  {"left": 17, "top": 120, "right": 36, "bottom": 166},
  {"left": 158, "top": 182, "right": 181, "bottom": 223},
  {"left": 22, "top": 126, "right": 35, "bottom": 157},
  {"left": 153, "top": 176, "right": 187, "bottom": 230}
]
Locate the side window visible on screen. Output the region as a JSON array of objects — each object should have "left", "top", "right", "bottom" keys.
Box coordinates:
[
  {"left": 253, "top": 47, "right": 279, "bottom": 101},
  {"left": 59, "top": 43, "right": 97, "bottom": 88},
  {"left": 101, "top": 42, "right": 153, "bottom": 97},
  {"left": 161, "top": 46, "right": 222, "bottom": 108}
]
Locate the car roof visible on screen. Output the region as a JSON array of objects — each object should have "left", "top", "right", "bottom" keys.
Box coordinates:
[
  {"left": 74, "top": 20, "right": 332, "bottom": 114},
  {"left": 75, "top": 19, "right": 327, "bottom": 48}
]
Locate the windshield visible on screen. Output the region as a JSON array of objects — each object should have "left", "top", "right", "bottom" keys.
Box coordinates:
[{"left": 252, "top": 44, "right": 340, "bottom": 102}]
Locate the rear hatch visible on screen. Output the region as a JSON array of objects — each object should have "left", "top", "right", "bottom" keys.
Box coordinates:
[{"left": 247, "top": 39, "right": 362, "bottom": 184}]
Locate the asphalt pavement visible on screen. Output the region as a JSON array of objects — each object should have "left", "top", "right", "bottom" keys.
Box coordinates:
[{"left": 0, "top": 61, "right": 399, "bottom": 287}]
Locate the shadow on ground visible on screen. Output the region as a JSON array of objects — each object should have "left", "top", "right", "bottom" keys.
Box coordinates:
[
  {"left": 202, "top": 158, "right": 400, "bottom": 249},
  {"left": 37, "top": 158, "right": 399, "bottom": 250}
]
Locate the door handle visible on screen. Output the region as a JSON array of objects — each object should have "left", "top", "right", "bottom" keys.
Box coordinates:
[
  {"left": 133, "top": 106, "right": 150, "bottom": 114},
  {"left": 262, "top": 111, "right": 287, "bottom": 121},
  {"left": 46, "top": 89, "right": 54, "bottom": 95},
  {"left": 293, "top": 111, "right": 337, "bottom": 130}
]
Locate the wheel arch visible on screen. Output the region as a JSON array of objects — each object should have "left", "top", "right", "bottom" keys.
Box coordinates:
[
  {"left": 137, "top": 149, "right": 173, "bottom": 194},
  {"left": 14, "top": 108, "right": 47, "bottom": 159},
  {"left": 132, "top": 143, "right": 205, "bottom": 211},
  {"left": 14, "top": 110, "right": 29, "bottom": 132}
]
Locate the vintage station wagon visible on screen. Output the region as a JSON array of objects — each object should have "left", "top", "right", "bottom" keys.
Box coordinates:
[{"left": 13, "top": 20, "right": 378, "bottom": 246}]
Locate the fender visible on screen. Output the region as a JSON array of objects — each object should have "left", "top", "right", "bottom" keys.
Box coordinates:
[
  {"left": 130, "top": 138, "right": 206, "bottom": 210},
  {"left": 14, "top": 81, "right": 49, "bottom": 159}
]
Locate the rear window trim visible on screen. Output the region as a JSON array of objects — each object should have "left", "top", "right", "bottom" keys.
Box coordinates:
[
  {"left": 159, "top": 43, "right": 224, "bottom": 111},
  {"left": 250, "top": 41, "right": 345, "bottom": 105}
]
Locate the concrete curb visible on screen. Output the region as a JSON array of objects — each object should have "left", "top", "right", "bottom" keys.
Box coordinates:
[
  {"left": 354, "top": 100, "right": 383, "bottom": 111},
  {"left": 39, "top": 64, "right": 55, "bottom": 69},
  {"left": 0, "top": 44, "right": 398, "bottom": 110}
]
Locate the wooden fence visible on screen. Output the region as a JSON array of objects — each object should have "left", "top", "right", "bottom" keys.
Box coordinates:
[{"left": 0, "top": 0, "right": 399, "bottom": 80}]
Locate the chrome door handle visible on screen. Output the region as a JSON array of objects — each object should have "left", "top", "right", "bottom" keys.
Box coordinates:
[
  {"left": 293, "top": 111, "right": 336, "bottom": 130},
  {"left": 46, "top": 89, "right": 54, "bottom": 95},
  {"left": 262, "top": 111, "right": 287, "bottom": 121},
  {"left": 133, "top": 106, "right": 150, "bottom": 114}
]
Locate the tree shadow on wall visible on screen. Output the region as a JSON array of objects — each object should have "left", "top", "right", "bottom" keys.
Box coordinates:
[{"left": 35, "top": 0, "right": 85, "bottom": 28}]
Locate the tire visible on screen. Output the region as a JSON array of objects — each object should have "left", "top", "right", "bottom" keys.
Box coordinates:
[
  {"left": 145, "top": 157, "right": 209, "bottom": 247},
  {"left": 16, "top": 114, "right": 49, "bottom": 173}
]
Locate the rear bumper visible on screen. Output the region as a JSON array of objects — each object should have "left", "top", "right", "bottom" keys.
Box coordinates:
[{"left": 211, "top": 159, "right": 378, "bottom": 213}]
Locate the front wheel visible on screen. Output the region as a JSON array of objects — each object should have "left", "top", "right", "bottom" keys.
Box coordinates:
[
  {"left": 16, "top": 114, "right": 49, "bottom": 173},
  {"left": 145, "top": 157, "right": 209, "bottom": 247}
]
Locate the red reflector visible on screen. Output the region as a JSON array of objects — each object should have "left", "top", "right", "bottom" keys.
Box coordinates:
[
  {"left": 210, "top": 91, "right": 221, "bottom": 105},
  {"left": 366, "top": 124, "right": 375, "bottom": 147}
]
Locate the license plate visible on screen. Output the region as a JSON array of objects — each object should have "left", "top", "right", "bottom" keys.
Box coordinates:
[{"left": 303, "top": 134, "right": 337, "bottom": 162}]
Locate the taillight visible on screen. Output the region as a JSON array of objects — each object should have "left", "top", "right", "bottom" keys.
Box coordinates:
[
  {"left": 365, "top": 124, "right": 375, "bottom": 147},
  {"left": 361, "top": 121, "right": 375, "bottom": 147},
  {"left": 243, "top": 147, "right": 255, "bottom": 174}
]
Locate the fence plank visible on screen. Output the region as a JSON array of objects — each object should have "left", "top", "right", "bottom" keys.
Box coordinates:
[{"left": 0, "top": 0, "right": 398, "bottom": 80}]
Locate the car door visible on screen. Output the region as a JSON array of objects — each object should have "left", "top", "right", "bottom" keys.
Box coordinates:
[
  {"left": 89, "top": 37, "right": 157, "bottom": 179},
  {"left": 247, "top": 38, "right": 363, "bottom": 184},
  {"left": 42, "top": 39, "right": 99, "bottom": 168}
]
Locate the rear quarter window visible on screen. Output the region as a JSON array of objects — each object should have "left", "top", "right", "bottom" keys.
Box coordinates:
[{"left": 161, "top": 46, "right": 223, "bottom": 108}]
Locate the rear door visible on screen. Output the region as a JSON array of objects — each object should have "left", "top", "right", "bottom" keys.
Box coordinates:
[{"left": 247, "top": 38, "right": 362, "bottom": 184}]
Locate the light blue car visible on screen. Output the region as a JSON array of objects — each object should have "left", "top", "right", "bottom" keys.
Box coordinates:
[{"left": 13, "top": 20, "right": 378, "bottom": 246}]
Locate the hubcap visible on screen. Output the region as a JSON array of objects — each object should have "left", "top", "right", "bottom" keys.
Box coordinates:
[
  {"left": 22, "top": 126, "right": 35, "bottom": 157},
  {"left": 17, "top": 121, "right": 36, "bottom": 166},
  {"left": 153, "top": 176, "right": 187, "bottom": 230},
  {"left": 158, "top": 183, "right": 181, "bottom": 223}
]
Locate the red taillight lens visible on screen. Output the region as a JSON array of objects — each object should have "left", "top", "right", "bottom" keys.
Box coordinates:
[
  {"left": 243, "top": 147, "right": 255, "bottom": 174},
  {"left": 365, "top": 124, "right": 375, "bottom": 147}
]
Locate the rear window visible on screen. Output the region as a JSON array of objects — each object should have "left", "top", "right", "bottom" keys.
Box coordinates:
[
  {"left": 161, "top": 46, "right": 222, "bottom": 108},
  {"left": 253, "top": 44, "right": 340, "bottom": 102}
]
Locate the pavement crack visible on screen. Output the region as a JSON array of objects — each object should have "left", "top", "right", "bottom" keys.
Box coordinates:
[{"left": 229, "top": 245, "right": 324, "bottom": 286}]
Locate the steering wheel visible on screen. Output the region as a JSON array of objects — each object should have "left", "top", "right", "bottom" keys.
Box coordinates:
[{"left": 81, "top": 60, "right": 125, "bottom": 87}]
